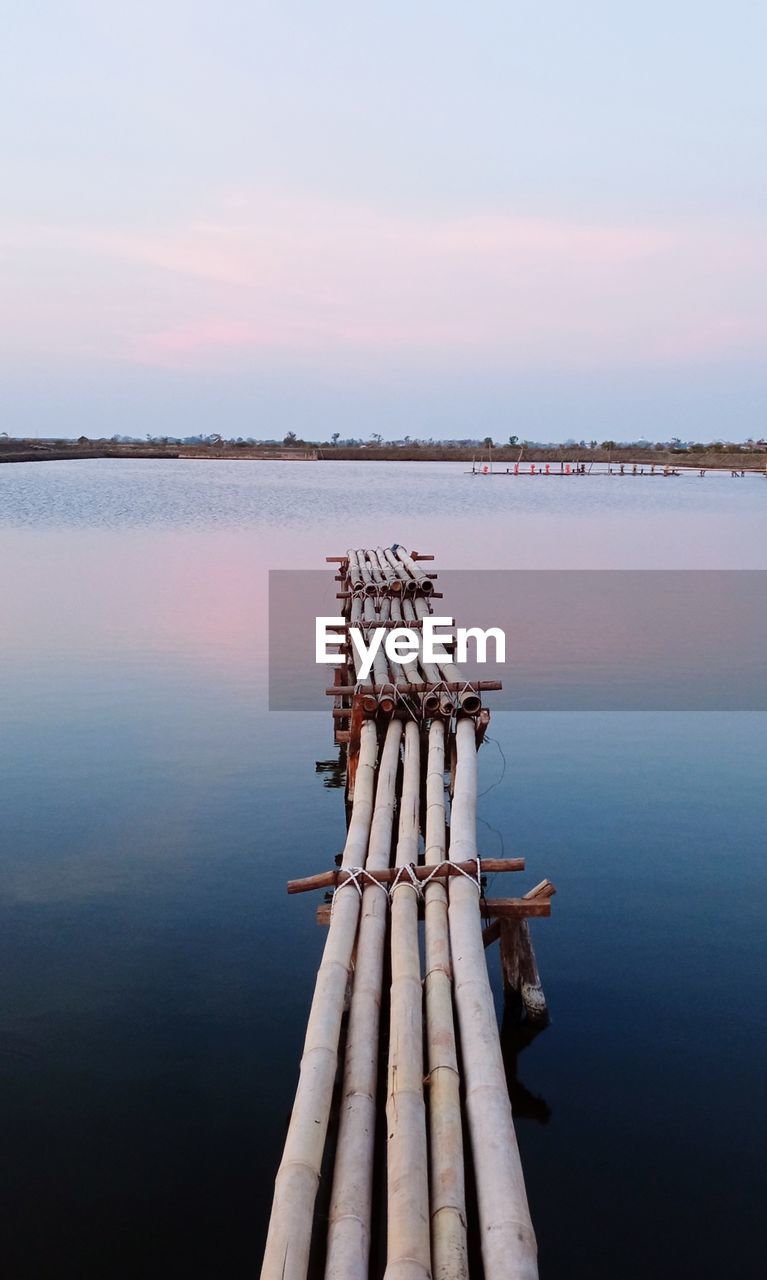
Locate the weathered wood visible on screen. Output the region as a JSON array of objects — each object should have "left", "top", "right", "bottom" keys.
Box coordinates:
[
  {"left": 447, "top": 717, "right": 538, "bottom": 1280},
  {"left": 261, "top": 721, "right": 379, "bottom": 1280},
  {"left": 499, "top": 917, "right": 549, "bottom": 1025},
  {"left": 316, "top": 896, "right": 548, "bottom": 927},
  {"left": 385, "top": 721, "right": 431, "bottom": 1280},
  {"left": 424, "top": 720, "right": 468, "bottom": 1280},
  {"left": 325, "top": 721, "right": 403, "bottom": 1279},
  {"left": 482, "top": 898, "right": 550, "bottom": 918},
  {"left": 288, "top": 857, "right": 525, "bottom": 895}
]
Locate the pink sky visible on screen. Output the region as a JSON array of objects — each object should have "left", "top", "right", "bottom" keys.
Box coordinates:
[{"left": 3, "top": 193, "right": 765, "bottom": 375}]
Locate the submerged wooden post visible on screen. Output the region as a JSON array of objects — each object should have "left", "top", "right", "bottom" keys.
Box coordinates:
[
  {"left": 424, "top": 720, "right": 468, "bottom": 1280},
  {"left": 325, "top": 720, "right": 403, "bottom": 1279},
  {"left": 448, "top": 717, "right": 538, "bottom": 1280},
  {"left": 385, "top": 721, "right": 431, "bottom": 1280},
  {"left": 261, "top": 721, "right": 379, "bottom": 1280},
  {"left": 498, "top": 884, "right": 553, "bottom": 1026}
]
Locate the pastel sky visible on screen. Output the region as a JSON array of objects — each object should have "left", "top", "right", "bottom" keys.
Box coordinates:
[{"left": 2, "top": 1, "right": 766, "bottom": 441}]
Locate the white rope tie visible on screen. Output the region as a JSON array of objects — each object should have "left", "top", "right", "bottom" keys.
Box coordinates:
[
  {"left": 389, "top": 863, "right": 422, "bottom": 896},
  {"left": 329, "top": 856, "right": 483, "bottom": 917},
  {"left": 329, "top": 865, "right": 390, "bottom": 921}
]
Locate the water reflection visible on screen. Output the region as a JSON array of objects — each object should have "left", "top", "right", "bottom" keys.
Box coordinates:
[
  {"left": 1, "top": 462, "right": 765, "bottom": 1279},
  {"left": 500, "top": 1012, "right": 552, "bottom": 1126},
  {"left": 314, "top": 750, "right": 347, "bottom": 790}
]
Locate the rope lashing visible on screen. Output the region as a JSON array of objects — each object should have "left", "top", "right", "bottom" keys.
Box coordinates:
[
  {"left": 389, "top": 863, "right": 422, "bottom": 895},
  {"left": 329, "top": 856, "right": 483, "bottom": 918},
  {"left": 328, "top": 865, "right": 390, "bottom": 921}
]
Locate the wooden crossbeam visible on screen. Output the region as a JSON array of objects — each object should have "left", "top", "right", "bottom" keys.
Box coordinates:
[
  {"left": 316, "top": 895, "right": 551, "bottom": 926},
  {"left": 483, "top": 879, "right": 556, "bottom": 946},
  {"left": 289, "top": 857, "right": 525, "bottom": 895},
  {"left": 337, "top": 591, "right": 444, "bottom": 600},
  {"left": 325, "top": 680, "right": 501, "bottom": 695}
]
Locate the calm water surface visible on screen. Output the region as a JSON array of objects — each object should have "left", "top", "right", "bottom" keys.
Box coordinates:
[{"left": 1, "top": 461, "right": 765, "bottom": 1278}]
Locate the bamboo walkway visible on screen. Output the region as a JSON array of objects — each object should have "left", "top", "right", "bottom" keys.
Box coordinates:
[{"left": 261, "top": 546, "right": 555, "bottom": 1280}]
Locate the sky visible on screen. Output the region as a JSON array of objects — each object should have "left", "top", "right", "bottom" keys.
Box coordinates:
[{"left": 2, "top": 1, "right": 766, "bottom": 442}]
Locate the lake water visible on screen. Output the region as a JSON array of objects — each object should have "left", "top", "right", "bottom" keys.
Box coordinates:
[{"left": 1, "top": 460, "right": 765, "bottom": 1279}]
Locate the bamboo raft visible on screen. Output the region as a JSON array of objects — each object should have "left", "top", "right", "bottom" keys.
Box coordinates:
[{"left": 261, "top": 545, "right": 555, "bottom": 1280}]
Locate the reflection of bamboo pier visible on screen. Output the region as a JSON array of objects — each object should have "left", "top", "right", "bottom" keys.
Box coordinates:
[{"left": 261, "top": 547, "right": 555, "bottom": 1280}]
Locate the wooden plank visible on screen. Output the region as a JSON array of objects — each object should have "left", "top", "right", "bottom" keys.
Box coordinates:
[{"left": 316, "top": 896, "right": 549, "bottom": 926}]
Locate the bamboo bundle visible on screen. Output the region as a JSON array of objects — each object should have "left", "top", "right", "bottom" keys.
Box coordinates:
[
  {"left": 325, "top": 720, "right": 403, "bottom": 1279},
  {"left": 447, "top": 717, "right": 538, "bottom": 1280},
  {"left": 385, "top": 721, "right": 431, "bottom": 1280},
  {"left": 424, "top": 720, "right": 468, "bottom": 1280},
  {"left": 345, "top": 594, "right": 377, "bottom": 712},
  {"left": 261, "top": 721, "right": 380, "bottom": 1280},
  {"left": 394, "top": 545, "right": 434, "bottom": 595}
]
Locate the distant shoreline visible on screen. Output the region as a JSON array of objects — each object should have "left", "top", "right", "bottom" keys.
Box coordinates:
[{"left": 1, "top": 439, "right": 766, "bottom": 472}]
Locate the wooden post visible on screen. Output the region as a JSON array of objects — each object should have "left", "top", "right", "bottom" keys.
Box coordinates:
[
  {"left": 261, "top": 721, "right": 379, "bottom": 1280},
  {"left": 447, "top": 717, "right": 538, "bottom": 1280},
  {"left": 499, "top": 921, "right": 549, "bottom": 1025}
]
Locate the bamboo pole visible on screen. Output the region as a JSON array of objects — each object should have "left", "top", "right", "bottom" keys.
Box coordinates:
[
  {"left": 374, "top": 546, "right": 399, "bottom": 591},
  {"left": 325, "top": 720, "right": 403, "bottom": 1279},
  {"left": 347, "top": 548, "right": 364, "bottom": 593},
  {"left": 363, "top": 594, "right": 395, "bottom": 710},
  {"left": 424, "top": 720, "right": 468, "bottom": 1280},
  {"left": 357, "top": 549, "right": 378, "bottom": 596},
  {"left": 394, "top": 544, "right": 435, "bottom": 595},
  {"left": 346, "top": 594, "right": 377, "bottom": 712},
  {"left": 404, "top": 597, "right": 442, "bottom": 714},
  {"left": 261, "top": 721, "right": 379, "bottom": 1280},
  {"left": 448, "top": 717, "right": 538, "bottom": 1280},
  {"left": 366, "top": 548, "right": 385, "bottom": 586},
  {"left": 385, "top": 721, "right": 431, "bottom": 1280},
  {"left": 389, "top": 596, "right": 414, "bottom": 697},
  {"left": 383, "top": 547, "right": 414, "bottom": 593}
]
